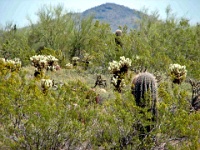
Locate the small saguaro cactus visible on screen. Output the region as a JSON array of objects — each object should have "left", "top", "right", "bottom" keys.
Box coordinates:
[
  {"left": 115, "top": 29, "right": 123, "bottom": 48},
  {"left": 132, "top": 72, "right": 157, "bottom": 123},
  {"left": 115, "top": 29, "right": 122, "bottom": 36}
]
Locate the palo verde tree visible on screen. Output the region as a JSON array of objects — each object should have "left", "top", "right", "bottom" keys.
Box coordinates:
[
  {"left": 83, "top": 20, "right": 115, "bottom": 73},
  {"left": 68, "top": 15, "right": 95, "bottom": 59},
  {"left": 28, "top": 4, "right": 75, "bottom": 66},
  {"left": 0, "top": 23, "right": 35, "bottom": 66}
]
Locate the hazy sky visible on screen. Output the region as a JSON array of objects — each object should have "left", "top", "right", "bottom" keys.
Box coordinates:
[{"left": 0, "top": 0, "right": 200, "bottom": 28}]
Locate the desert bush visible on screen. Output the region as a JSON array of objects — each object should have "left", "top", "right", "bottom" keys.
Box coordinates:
[
  {"left": 157, "top": 80, "right": 200, "bottom": 149},
  {"left": 0, "top": 36, "right": 35, "bottom": 66},
  {"left": 0, "top": 72, "right": 95, "bottom": 149},
  {"left": 1, "top": 4, "right": 200, "bottom": 149}
]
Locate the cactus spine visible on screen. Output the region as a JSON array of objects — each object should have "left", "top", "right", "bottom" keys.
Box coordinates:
[{"left": 132, "top": 72, "right": 157, "bottom": 120}]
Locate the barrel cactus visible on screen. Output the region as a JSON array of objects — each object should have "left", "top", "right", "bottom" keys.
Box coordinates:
[
  {"left": 132, "top": 72, "right": 157, "bottom": 121},
  {"left": 131, "top": 72, "right": 158, "bottom": 140}
]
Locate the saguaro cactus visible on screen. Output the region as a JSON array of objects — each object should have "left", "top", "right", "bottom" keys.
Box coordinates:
[
  {"left": 115, "top": 29, "right": 123, "bottom": 48},
  {"left": 132, "top": 72, "right": 157, "bottom": 124},
  {"left": 115, "top": 29, "right": 122, "bottom": 36}
]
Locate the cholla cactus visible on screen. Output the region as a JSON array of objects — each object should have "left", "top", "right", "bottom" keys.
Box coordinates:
[
  {"left": 0, "top": 58, "right": 6, "bottom": 70},
  {"left": 41, "top": 79, "right": 54, "bottom": 94},
  {"left": 46, "top": 55, "right": 59, "bottom": 71},
  {"left": 108, "top": 60, "right": 120, "bottom": 74},
  {"left": 30, "top": 55, "right": 47, "bottom": 69},
  {"left": 72, "top": 57, "right": 80, "bottom": 66},
  {"left": 30, "top": 55, "right": 59, "bottom": 78},
  {"left": 30, "top": 55, "right": 58, "bottom": 71},
  {"left": 111, "top": 76, "right": 119, "bottom": 86},
  {"left": 169, "top": 63, "right": 187, "bottom": 84},
  {"left": 0, "top": 58, "right": 6, "bottom": 63},
  {"left": 82, "top": 53, "right": 93, "bottom": 70},
  {"left": 108, "top": 56, "right": 132, "bottom": 74},
  {"left": 111, "top": 76, "right": 126, "bottom": 89},
  {"left": 65, "top": 63, "right": 73, "bottom": 69},
  {"left": 0, "top": 57, "right": 21, "bottom": 72},
  {"left": 83, "top": 53, "right": 93, "bottom": 61},
  {"left": 118, "top": 56, "right": 132, "bottom": 72},
  {"left": 108, "top": 56, "right": 132, "bottom": 92},
  {"left": 46, "top": 55, "right": 58, "bottom": 64}
]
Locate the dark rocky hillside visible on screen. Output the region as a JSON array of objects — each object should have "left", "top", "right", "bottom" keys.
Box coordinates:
[{"left": 82, "top": 3, "right": 142, "bottom": 31}]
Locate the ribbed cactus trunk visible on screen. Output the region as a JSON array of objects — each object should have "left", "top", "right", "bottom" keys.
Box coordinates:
[
  {"left": 132, "top": 72, "right": 157, "bottom": 135},
  {"left": 132, "top": 72, "right": 157, "bottom": 116},
  {"left": 115, "top": 29, "right": 123, "bottom": 48}
]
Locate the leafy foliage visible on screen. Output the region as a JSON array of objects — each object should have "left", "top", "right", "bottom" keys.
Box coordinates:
[{"left": 0, "top": 4, "right": 200, "bottom": 149}]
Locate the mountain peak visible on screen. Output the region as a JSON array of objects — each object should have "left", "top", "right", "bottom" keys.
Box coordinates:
[{"left": 82, "top": 3, "right": 141, "bottom": 31}]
